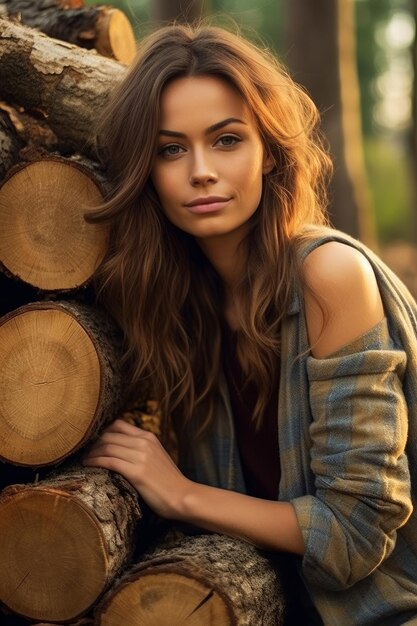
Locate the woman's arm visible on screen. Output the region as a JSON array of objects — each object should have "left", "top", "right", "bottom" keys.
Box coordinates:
[
  {"left": 294, "top": 241, "right": 412, "bottom": 589},
  {"left": 177, "top": 479, "right": 305, "bottom": 553},
  {"left": 83, "top": 418, "right": 304, "bottom": 553}
]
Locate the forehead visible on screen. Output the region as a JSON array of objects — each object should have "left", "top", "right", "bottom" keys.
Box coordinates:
[{"left": 158, "top": 75, "right": 250, "bottom": 128}]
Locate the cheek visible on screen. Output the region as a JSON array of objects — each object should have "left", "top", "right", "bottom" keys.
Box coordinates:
[
  {"left": 151, "top": 165, "right": 179, "bottom": 208},
  {"left": 232, "top": 152, "right": 264, "bottom": 204},
  {"left": 234, "top": 143, "right": 263, "bottom": 180},
  {"left": 150, "top": 169, "right": 182, "bottom": 226}
]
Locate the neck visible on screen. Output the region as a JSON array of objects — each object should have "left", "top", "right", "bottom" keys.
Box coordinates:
[{"left": 196, "top": 228, "right": 248, "bottom": 291}]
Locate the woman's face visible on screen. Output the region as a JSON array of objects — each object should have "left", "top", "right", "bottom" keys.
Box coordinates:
[{"left": 151, "top": 75, "right": 272, "bottom": 242}]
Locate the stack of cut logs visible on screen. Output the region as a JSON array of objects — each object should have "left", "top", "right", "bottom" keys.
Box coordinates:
[{"left": 0, "top": 5, "right": 287, "bottom": 625}]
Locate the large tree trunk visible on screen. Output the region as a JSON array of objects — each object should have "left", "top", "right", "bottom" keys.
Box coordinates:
[
  {"left": 96, "top": 531, "right": 287, "bottom": 625},
  {"left": 0, "top": 0, "right": 136, "bottom": 64},
  {"left": 0, "top": 300, "right": 128, "bottom": 467},
  {"left": 0, "top": 156, "right": 108, "bottom": 290},
  {"left": 151, "top": 0, "right": 208, "bottom": 23},
  {"left": 0, "top": 17, "right": 126, "bottom": 155},
  {"left": 284, "top": 0, "right": 376, "bottom": 246},
  {"left": 0, "top": 467, "right": 141, "bottom": 623}
]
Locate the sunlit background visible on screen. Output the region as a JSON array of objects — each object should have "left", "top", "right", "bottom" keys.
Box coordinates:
[{"left": 87, "top": 0, "right": 416, "bottom": 250}]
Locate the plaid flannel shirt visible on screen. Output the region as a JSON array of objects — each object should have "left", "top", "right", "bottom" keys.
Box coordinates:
[{"left": 180, "top": 227, "right": 417, "bottom": 625}]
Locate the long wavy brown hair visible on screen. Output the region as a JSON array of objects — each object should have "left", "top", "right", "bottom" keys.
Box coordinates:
[{"left": 86, "top": 22, "right": 332, "bottom": 438}]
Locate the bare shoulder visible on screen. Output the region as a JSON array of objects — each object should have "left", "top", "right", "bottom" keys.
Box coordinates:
[
  {"left": 302, "top": 241, "right": 385, "bottom": 357},
  {"left": 303, "top": 241, "right": 377, "bottom": 292}
]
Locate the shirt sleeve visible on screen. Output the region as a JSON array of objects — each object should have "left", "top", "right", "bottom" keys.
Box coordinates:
[{"left": 291, "top": 318, "right": 413, "bottom": 591}]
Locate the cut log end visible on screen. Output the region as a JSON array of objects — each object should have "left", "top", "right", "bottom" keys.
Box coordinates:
[
  {"left": 0, "top": 488, "right": 109, "bottom": 621},
  {"left": 96, "top": 532, "right": 287, "bottom": 625},
  {"left": 0, "top": 158, "right": 108, "bottom": 291},
  {"left": 98, "top": 571, "right": 234, "bottom": 626},
  {"left": 0, "top": 468, "right": 140, "bottom": 622},
  {"left": 96, "top": 8, "right": 137, "bottom": 65},
  {"left": 0, "top": 306, "right": 101, "bottom": 466}
]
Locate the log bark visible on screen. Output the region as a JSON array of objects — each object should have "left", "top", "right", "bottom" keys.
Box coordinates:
[
  {"left": 33, "top": 617, "right": 94, "bottom": 626},
  {"left": 0, "top": 17, "right": 126, "bottom": 155},
  {"left": 1, "top": 0, "right": 85, "bottom": 9},
  {"left": 1, "top": 1, "right": 137, "bottom": 64},
  {"left": 96, "top": 531, "right": 287, "bottom": 625},
  {"left": 0, "top": 155, "right": 108, "bottom": 291},
  {"left": 0, "top": 467, "right": 141, "bottom": 622},
  {"left": 0, "top": 300, "right": 128, "bottom": 466},
  {"left": 1, "top": 99, "right": 60, "bottom": 156},
  {"left": 33, "top": 621, "right": 93, "bottom": 626},
  {"left": 121, "top": 399, "right": 178, "bottom": 465},
  {"left": 0, "top": 106, "right": 25, "bottom": 181}
]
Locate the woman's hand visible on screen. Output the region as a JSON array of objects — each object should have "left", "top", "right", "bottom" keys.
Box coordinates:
[
  {"left": 83, "top": 422, "right": 305, "bottom": 554},
  {"left": 82, "top": 419, "right": 191, "bottom": 519}
]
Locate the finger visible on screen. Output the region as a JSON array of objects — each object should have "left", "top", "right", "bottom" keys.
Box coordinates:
[
  {"left": 92, "top": 431, "right": 145, "bottom": 451},
  {"left": 83, "top": 443, "right": 141, "bottom": 465},
  {"left": 103, "top": 419, "right": 157, "bottom": 439}
]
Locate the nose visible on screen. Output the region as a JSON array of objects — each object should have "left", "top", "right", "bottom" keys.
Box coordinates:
[{"left": 189, "top": 150, "right": 218, "bottom": 186}]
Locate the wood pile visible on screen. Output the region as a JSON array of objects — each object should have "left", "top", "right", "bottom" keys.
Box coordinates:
[
  {"left": 0, "top": 300, "right": 124, "bottom": 466},
  {"left": 0, "top": 467, "right": 142, "bottom": 622},
  {"left": 0, "top": 157, "right": 108, "bottom": 291},
  {"left": 0, "top": 7, "right": 146, "bottom": 624},
  {"left": 97, "top": 531, "right": 287, "bottom": 626},
  {"left": 0, "top": 0, "right": 137, "bottom": 64},
  {"left": 0, "top": 8, "right": 288, "bottom": 626}
]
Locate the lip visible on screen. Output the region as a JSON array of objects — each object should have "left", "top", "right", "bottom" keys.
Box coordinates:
[{"left": 184, "top": 196, "right": 231, "bottom": 214}]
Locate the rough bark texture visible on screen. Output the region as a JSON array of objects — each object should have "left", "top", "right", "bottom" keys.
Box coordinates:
[
  {"left": 33, "top": 618, "right": 93, "bottom": 626},
  {"left": 0, "top": 106, "right": 24, "bottom": 180},
  {"left": 120, "top": 399, "right": 178, "bottom": 465},
  {"left": 96, "top": 531, "right": 287, "bottom": 625},
  {"left": 0, "top": 100, "right": 61, "bottom": 170},
  {"left": 0, "top": 16, "right": 126, "bottom": 155},
  {"left": 1, "top": 0, "right": 85, "bottom": 10},
  {"left": 0, "top": 300, "right": 129, "bottom": 466},
  {"left": 0, "top": 467, "right": 141, "bottom": 622},
  {"left": 1, "top": 1, "right": 136, "bottom": 64},
  {"left": 15, "top": 148, "right": 110, "bottom": 187}
]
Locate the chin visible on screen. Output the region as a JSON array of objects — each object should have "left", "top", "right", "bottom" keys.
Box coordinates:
[{"left": 192, "top": 226, "right": 235, "bottom": 239}]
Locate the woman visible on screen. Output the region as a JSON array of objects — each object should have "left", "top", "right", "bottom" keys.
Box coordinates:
[{"left": 83, "top": 23, "right": 417, "bottom": 625}]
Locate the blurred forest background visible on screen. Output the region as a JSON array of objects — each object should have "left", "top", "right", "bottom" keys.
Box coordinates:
[{"left": 85, "top": 0, "right": 417, "bottom": 291}]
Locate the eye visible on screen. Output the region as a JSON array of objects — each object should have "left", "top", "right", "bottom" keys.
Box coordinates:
[
  {"left": 216, "top": 135, "right": 241, "bottom": 148},
  {"left": 158, "top": 144, "right": 185, "bottom": 157}
]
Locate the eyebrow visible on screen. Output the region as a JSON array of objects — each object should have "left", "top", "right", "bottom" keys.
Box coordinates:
[{"left": 158, "top": 117, "right": 247, "bottom": 138}]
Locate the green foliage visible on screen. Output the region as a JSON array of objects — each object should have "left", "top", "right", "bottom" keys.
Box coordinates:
[
  {"left": 355, "top": 0, "right": 391, "bottom": 136},
  {"left": 364, "top": 137, "right": 413, "bottom": 242},
  {"left": 85, "top": 0, "right": 150, "bottom": 36},
  {"left": 84, "top": 0, "right": 284, "bottom": 41},
  {"left": 355, "top": 0, "right": 413, "bottom": 136},
  {"left": 211, "top": 0, "right": 284, "bottom": 53}
]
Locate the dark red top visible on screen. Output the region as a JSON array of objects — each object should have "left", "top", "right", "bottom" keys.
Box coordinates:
[{"left": 222, "top": 325, "right": 280, "bottom": 500}]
